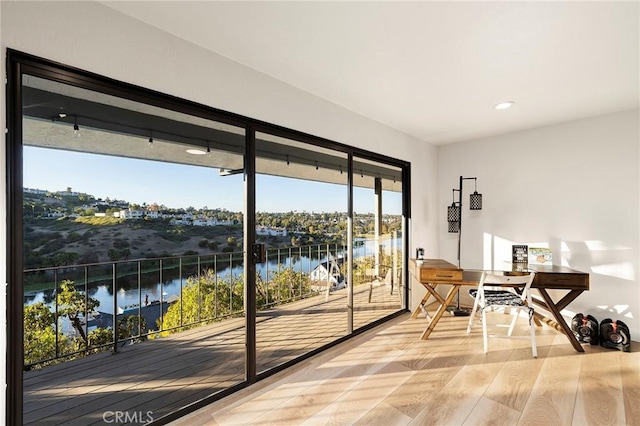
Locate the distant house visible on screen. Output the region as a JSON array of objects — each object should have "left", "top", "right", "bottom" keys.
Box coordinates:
[
  {"left": 256, "top": 226, "right": 288, "bottom": 237},
  {"left": 59, "top": 187, "right": 80, "bottom": 197},
  {"left": 310, "top": 256, "right": 346, "bottom": 290},
  {"left": 119, "top": 209, "right": 144, "bottom": 219},
  {"left": 170, "top": 218, "right": 191, "bottom": 226},
  {"left": 44, "top": 212, "right": 65, "bottom": 219},
  {"left": 24, "top": 187, "right": 47, "bottom": 195}
]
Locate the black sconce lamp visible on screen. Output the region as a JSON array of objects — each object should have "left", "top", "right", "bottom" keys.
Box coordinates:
[
  {"left": 446, "top": 176, "right": 483, "bottom": 315},
  {"left": 470, "top": 178, "right": 482, "bottom": 210},
  {"left": 447, "top": 189, "right": 461, "bottom": 233},
  {"left": 447, "top": 176, "right": 482, "bottom": 237},
  {"left": 447, "top": 176, "right": 483, "bottom": 260}
]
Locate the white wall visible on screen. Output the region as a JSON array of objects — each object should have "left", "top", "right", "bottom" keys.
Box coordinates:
[
  {"left": 0, "top": 1, "right": 439, "bottom": 419},
  {"left": 439, "top": 109, "right": 640, "bottom": 338}
]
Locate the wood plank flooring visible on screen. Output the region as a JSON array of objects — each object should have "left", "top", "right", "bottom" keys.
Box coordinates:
[
  {"left": 23, "top": 284, "right": 400, "bottom": 425},
  {"left": 171, "top": 310, "right": 640, "bottom": 426}
]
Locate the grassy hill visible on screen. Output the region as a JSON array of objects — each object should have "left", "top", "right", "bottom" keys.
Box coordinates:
[{"left": 23, "top": 217, "right": 246, "bottom": 269}]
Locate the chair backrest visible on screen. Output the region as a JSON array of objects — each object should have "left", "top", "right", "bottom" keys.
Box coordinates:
[{"left": 479, "top": 271, "right": 536, "bottom": 303}]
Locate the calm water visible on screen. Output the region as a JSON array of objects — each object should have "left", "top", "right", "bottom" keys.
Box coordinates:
[{"left": 25, "top": 238, "right": 401, "bottom": 311}]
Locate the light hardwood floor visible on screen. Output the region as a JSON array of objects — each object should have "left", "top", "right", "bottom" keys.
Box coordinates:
[{"left": 170, "top": 310, "right": 640, "bottom": 426}]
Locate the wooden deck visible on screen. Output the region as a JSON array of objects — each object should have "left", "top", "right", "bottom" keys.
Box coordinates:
[{"left": 23, "top": 283, "right": 401, "bottom": 425}]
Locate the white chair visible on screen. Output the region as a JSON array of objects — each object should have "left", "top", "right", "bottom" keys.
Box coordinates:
[{"left": 466, "top": 271, "right": 537, "bottom": 357}]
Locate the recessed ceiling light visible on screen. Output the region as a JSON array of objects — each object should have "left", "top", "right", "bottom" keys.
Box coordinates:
[
  {"left": 494, "top": 101, "right": 515, "bottom": 110},
  {"left": 186, "top": 148, "right": 206, "bottom": 155}
]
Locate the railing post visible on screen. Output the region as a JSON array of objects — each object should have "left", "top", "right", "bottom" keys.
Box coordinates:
[
  {"left": 54, "top": 269, "right": 59, "bottom": 359},
  {"left": 229, "top": 253, "right": 233, "bottom": 314},
  {"left": 290, "top": 247, "right": 294, "bottom": 298},
  {"left": 179, "top": 257, "right": 183, "bottom": 327},
  {"left": 265, "top": 248, "right": 270, "bottom": 307},
  {"left": 159, "top": 259, "right": 164, "bottom": 329},
  {"left": 137, "top": 260, "right": 142, "bottom": 338},
  {"left": 214, "top": 255, "right": 218, "bottom": 319},
  {"left": 84, "top": 265, "right": 89, "bottom": 352},
  {"left": 112, "top": 263, "right": 118, "bottom": 354},
  {"left": 277, "top": 248, "right": 281, "bottom": 304},
  {"left": 197, "top": 255, "right": 201, "bottom": 323}
]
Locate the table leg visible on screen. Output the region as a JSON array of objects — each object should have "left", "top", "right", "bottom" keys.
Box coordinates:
[
  {"left": 411, "top": 283, "right": 439, "bottom": 319},
  {"left": 536, "top": 288, "right": 585, "bottom": 353},
  {"left": 420, "top": 285, "right": 461, "bottom": 340}
]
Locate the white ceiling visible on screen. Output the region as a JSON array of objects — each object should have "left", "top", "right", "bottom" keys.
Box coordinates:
[{"left": 102, "top": 1, "right": 639, "bottom": 145}]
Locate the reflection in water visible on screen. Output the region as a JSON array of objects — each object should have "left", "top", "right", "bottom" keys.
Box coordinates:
[{"left": 24, "top": 238, "right": 400, "bottom": 311}]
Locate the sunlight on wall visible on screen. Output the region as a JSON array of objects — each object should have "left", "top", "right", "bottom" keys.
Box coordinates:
[
  {"left": 483, "top": 234, "right": 552, "bottom": 270},
  {"left": 597, "top": 305, "right": 634, "bottom": 319},
  {"left": 591, "top": 262, "right": 635, "bottom": 281},
  {"left": 483, "top": 235, "right": 635, "bottom": 281},
  {"left": 584, "top": 240, "right": 632, "bottom": 251},
  {"left": 484, "top": 234, "right": 514, "bottom": 270},
  {"left": 483, "top": 233, "right": 493, "bottom": 270}
]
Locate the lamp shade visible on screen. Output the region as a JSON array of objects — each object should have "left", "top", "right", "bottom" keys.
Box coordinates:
[
  {"left": 448, "top": 221, "right": 459, "bottom": 233},
  {"left": 470, "top": 191, "right": 482, "bottom": 210},
  {"left": 447, "top": 204, "right": 460, "bottom": 222}
]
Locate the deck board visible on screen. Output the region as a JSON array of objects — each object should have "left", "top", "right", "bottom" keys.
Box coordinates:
[{"left": 24, "top": 283, "right": 401, "bottom": 425}]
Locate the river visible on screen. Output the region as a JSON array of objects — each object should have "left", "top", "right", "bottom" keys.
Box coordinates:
[{"left": 25, "top": 238, "right": 402, "bottom": 311}]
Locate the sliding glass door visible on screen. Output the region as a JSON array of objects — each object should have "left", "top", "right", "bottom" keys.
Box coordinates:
[
  {"left": 255, "top": 132, "right": 349, "bottom": 374},
  {"left": 7, "top": 51, "right": 410, "bottom": 425},
  {"left": 352, "top": 156, "right": 405, "bottom": 329},
  {"left": 20, "top": 73, "right": 247, "bottom": 424}
]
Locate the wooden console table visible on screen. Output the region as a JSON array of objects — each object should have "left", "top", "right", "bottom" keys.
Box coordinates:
[{"left": 410, "top": 258, "right": 590, "bottom": 352}]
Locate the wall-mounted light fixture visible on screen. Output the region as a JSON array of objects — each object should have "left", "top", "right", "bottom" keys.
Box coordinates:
[
  {"left": 447, "top": 189, "right": 461, "bottom": 232},
  {"left": 447, "top": 176, "right": 482, "bottom": 237},
  {"left": 470, "top": 179, "right": 482, "bottom": 210},
  {"left": 219, "top": 168, "right": 244, "bottom": 176},
  {"left": 446, "top": 176, "right": 483, "bottom": 315},
  {"left": 73, "top": 116, "right": 80, "bottom": 137}
]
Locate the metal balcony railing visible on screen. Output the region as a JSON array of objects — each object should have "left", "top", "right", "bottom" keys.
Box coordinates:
[{"left": 23, "top": 241, "right": 380, "bottom": 369}]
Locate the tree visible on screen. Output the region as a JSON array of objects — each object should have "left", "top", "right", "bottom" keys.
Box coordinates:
[
  {"left": 23, "top": 302, "right": 67, "bottom": 367},
  {"left": 118, "top": 315, "right": 148, "bottom": 343},
  {"left": 107, "top": 249, "right": 121, "bottom": 261},
  {"left": 56, "top": 280, "right": 100, "bottom": 345},
  {"left": 160, "top": 269, "right": 244, "bottom": 334},
  {"left": 258, "top": 267, "right": 312, "bottom": 307}
]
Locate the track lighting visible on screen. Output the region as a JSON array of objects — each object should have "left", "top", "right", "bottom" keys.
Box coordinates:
[{"left": 73, "top": 118, "right": 80, "bottom": 137}]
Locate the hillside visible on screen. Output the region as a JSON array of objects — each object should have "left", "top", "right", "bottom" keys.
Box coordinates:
[{"left": 23, "top": 217, "right": 249, "bottom": 269}]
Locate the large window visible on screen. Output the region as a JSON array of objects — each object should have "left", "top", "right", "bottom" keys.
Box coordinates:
[
  {"left": 7, "top": 51, "right": 410, "bottom": 425},
  {"left": 255, "top": 132, "right": 350, "bottom": 373},
  {"left": 352, "top": 156, "right": 404, "bottom": 329},
  {"left": 20, "top": 74, "right": 247, "bottom": 424}
]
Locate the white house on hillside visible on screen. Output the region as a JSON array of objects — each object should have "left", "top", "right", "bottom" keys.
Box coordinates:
[
  {"left": 256, "top": 226, "right": 288, "bottom": 237},
  {"left": 119, "top": 209, "right": 144, "bottom": 219}
]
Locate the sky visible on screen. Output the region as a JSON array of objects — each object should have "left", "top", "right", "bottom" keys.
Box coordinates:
[{"left": 24, "top": 146, "right": 402, "bottom": 215}]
